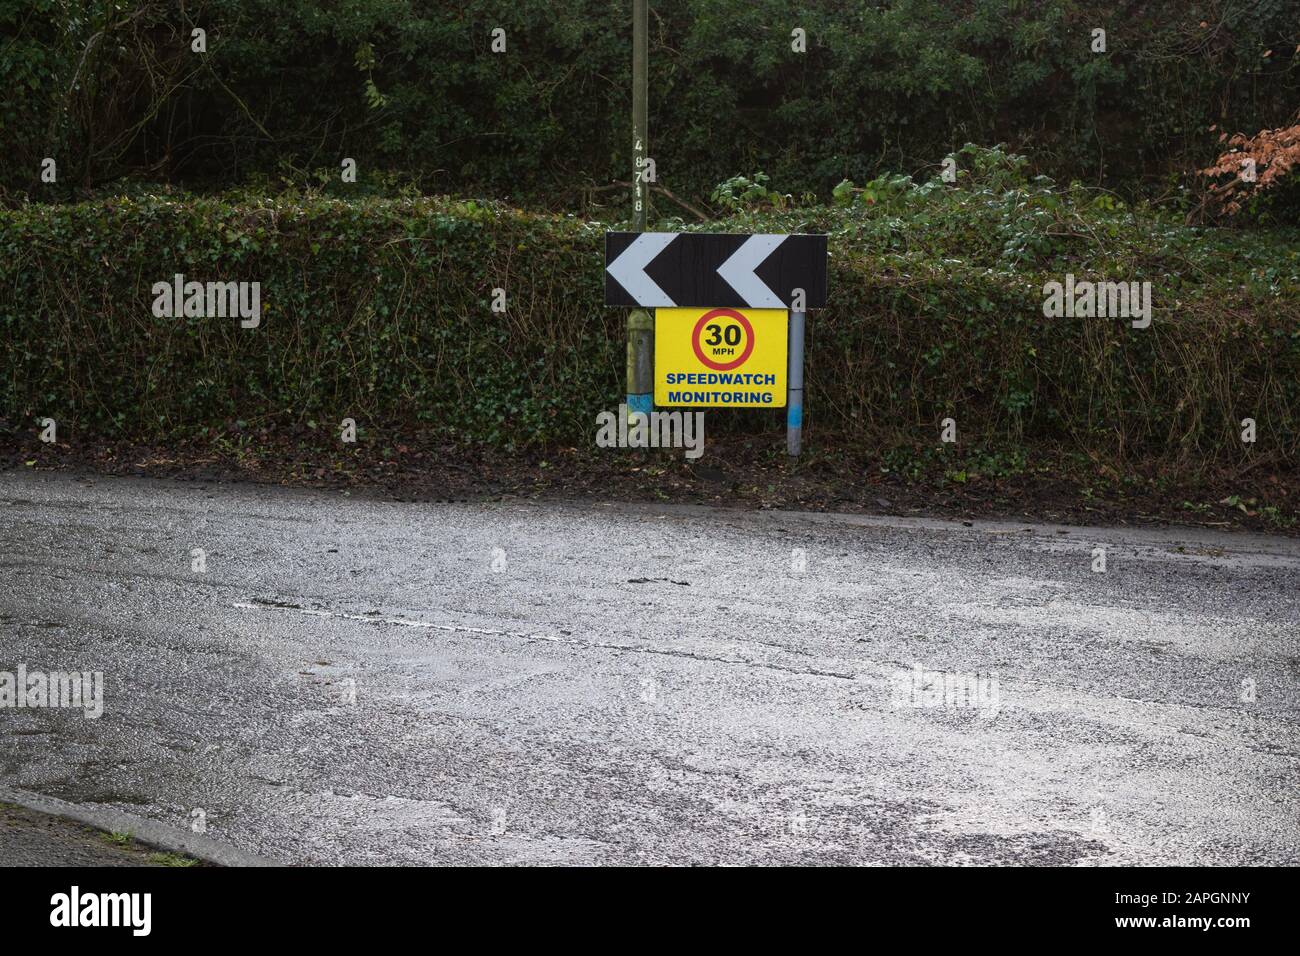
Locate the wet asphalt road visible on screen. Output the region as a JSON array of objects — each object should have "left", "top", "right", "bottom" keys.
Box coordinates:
[{"left": 1, "top": 470, "right": 1297, "bottom": 866}]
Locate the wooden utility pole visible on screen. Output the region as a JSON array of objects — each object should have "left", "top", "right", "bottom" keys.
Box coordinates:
[
  {"left": 626, "top": 0, "right": 653, "bottom": 418},
  {"left": 632, "top": 0, "right": 648, "bottom": 233}
]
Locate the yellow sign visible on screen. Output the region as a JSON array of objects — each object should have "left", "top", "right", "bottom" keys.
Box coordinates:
[{"left": 655, "top": 307, "right": 787, "bottom": 407}]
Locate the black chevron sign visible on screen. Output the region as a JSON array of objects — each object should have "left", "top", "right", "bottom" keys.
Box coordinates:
[{"left": 605, "top": 232, "right": 828, "bottom": 309}]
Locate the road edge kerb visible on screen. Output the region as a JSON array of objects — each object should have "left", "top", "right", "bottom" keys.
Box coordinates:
[
  {"left": 0, "top": 783, "right": 282, "bottom": 867},
  {"left": 568, "top": 499, "right": 1300, "bottom": 558}
]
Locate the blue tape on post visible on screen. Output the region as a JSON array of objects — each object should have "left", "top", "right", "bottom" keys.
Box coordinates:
[
  {"left": 627, "top": 394, "right": 653, "bottom": 416},
  {"left": 787, "top": 405, "right": 803, "bottom": 428}
]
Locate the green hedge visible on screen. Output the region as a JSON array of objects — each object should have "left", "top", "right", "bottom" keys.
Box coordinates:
[
  {"left": 0, "top": 196, "right": 616, "bottom": 446},
  {"left": 3, "top": 162, "right": 1299, "bottom": 471}
]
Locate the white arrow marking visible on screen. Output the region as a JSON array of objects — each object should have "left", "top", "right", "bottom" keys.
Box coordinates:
[
  {"left": 607, "top": 232, "right": 677, "bottom": 306},
  {"left": 717, "top": 234, "right": 787, "bottom": 308}
]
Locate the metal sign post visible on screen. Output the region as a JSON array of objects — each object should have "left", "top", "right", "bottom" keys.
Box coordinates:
[{"left": 787, "top": 311, "right": 806, "bottom": 456}]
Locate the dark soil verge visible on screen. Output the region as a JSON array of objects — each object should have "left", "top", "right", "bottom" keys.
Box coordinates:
[
  {"left": 3, "top": 426, "right": 1295, "bottom": 535},
  {"left": 0, "top": 802, "right": 202, "bottom": 867}
]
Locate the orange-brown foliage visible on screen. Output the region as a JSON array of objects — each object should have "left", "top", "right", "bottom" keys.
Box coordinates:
[{"left": 1199, "top": 113, "right": 1300, "bottom": 216}]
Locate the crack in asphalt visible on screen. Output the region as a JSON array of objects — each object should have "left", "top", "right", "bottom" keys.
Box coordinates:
[{"left": 234, "top": 598, "right": 861, "bottom": 681}]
